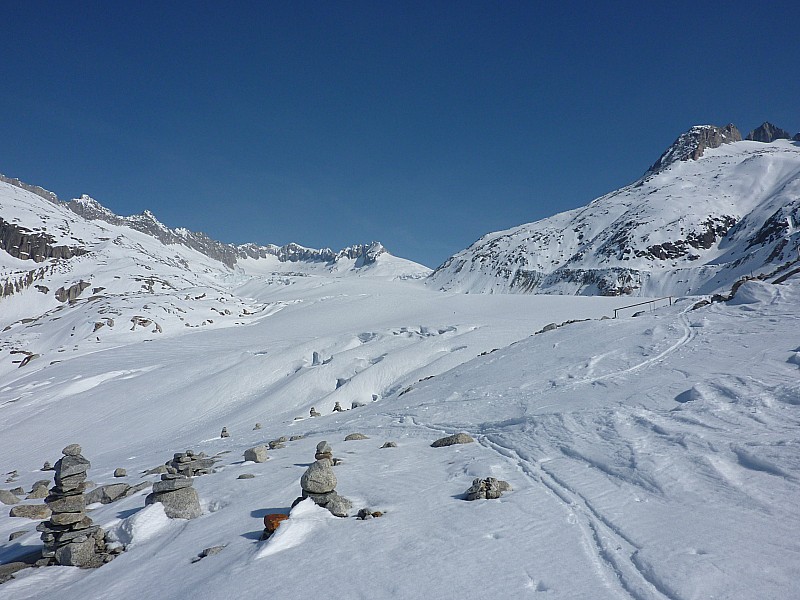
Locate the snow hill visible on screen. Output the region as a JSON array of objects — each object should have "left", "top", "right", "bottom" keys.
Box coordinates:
[
  {"left": 1, "top": 156, "right": 800, "bottom": 598},
  {"left": 429, "top": 123, "right": 800, "bottom": 297}
]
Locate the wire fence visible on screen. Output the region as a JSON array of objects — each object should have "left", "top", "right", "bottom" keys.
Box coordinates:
[{"left": 613, "top": 296, "right": 672, "bottom": 319}]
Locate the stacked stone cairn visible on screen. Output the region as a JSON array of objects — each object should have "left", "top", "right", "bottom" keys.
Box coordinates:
[
  {"left": 294, "top": 441, "right": 352, "bottom": 517},
  {"left": 37, "top": 444, "right": 119, "bottom": 567},
  {"left": 145, "top": 474, "right": 201, "bottom": 519},
  {"left": 167, "top": 450, "right": 218, "bottom": 476}
]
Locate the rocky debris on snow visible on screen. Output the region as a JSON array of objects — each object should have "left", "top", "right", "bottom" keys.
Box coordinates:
[
  {"left": 253, "top": 422, "right": 262, "bottom": 430},
  {"left": 191, "top": 545, "right": 226, "bottom": 563},
  {"left": 296, "top": 443, "right": 352, "bottom": 517},
  {"left": 10, "top": 504, "right": 51, "bottom": 519},
  {"left": 26, "top": 480, "right": 50, "bottom": 499},
  {"left": 113, "top": 468, "right": 127, "bottom": 478},
  {"left": 5, "top": 470, "right": 18, "bottom": 483},
  {"left": 220, "top": 427, "right": 230, "bottom": 438},
  {"left": 8, "top": 529, "right": 27, "bottom": 541},
  {"left": 464, "top": 477, "right": 512, "bottom": 501},
  {"left": 145, "top": 474, "right": 202, "bottom": 519},
  {"left": 41, "top": 461, "right": 53, "bottom": 471},
  {"left": 0, "top": 489, "right": 21, "bottom": 505},
  {"left": 237, "top": 474, "right": 255, "bottom": 479},
  {"left": 381, "top": 441, "right": 397, "bottom": 448},
  {"left": 344, "top": 433, "right": 369, "bottom": 441},
  {"left": 261, "top": 513, "right": 289, "bottom": 540},
  {"left": 290, "top": 435, "right": 304, "bottom": 441},
  {"left": 37, "top": 445, "right": 115, "bottom": 568},
  {"left": 431, "top": 432, "right": 475, "bottom": 447},
  {"left": 309, "top": 407, "right": 321, "bottom": 417},
  {"left": 333, "top": 402, "right": 344, "bottom": 412},
  {"left": 269, "top": 436, "right": 287, "bottom": 450},
  {"left": 244, "top": 445, "right": 268, "bottom": 463},
  {"left": 166, "top": 449, "right": 219, "bottom": 477},
  {"left": 351, "top": 400, "right": 367, "bottom": 409},
  {"left": 356, "top": 508, "right": 384, "bottom": 520}
]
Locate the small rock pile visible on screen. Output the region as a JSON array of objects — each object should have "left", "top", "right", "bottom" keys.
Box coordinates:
[
  {"left": 464, "top": 477, "right": 512, "bottom": 501},
  {"left": 145, "top": 474, "right": 202, "bottom": 519},
  {"left": 37, "top": 444, "right": 119, "bottom": 567},
  {"left": 294, "top": 441, "right": 352, "bottom": 517},
  {"left": 167, "top": 450, "right": 218, "bottom": 477}
]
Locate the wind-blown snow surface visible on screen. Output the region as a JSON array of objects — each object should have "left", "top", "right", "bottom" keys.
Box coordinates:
[
  {"left": 1, "top": 266, "right": 799, "bottom": 598},
  {"left": 430, "top": 139, "right": 800, "bottom": 297}
]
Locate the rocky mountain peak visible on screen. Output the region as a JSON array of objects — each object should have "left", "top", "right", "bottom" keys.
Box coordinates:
[
  {"left": 746, "top": 122, "right": 793, "bottom": 143},
  {"left": 647, "top": 123, "right": 742, "bottom": 174}
]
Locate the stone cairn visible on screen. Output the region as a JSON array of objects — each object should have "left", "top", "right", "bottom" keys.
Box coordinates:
[
  {"left": 464, "top": 477, "right": 512, "bottom": 501},
  {"left": 294, "top": 441, "right": 352, "bottom": 517},
  {"left": 37, "top": 444, "right": 119, "bottom": 567},
  {"left": 145, "top": 474, "right": 201, "bottom": 519},
  {"left": 168, "top": 450, "right": 218, "bottom": 477}
]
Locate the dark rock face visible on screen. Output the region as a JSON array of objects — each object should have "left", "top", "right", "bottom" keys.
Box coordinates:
[
  {"left": 746, "top": 122, "right": 793, "bottom": 143},
  {"left": 55, "top": 281, "right": 91, "bottom": 303},
  {"left": 648, "top": 124, "right": 742, "bottom": 174},
  {"left": 237, "top": 241, "right": 386, "bottom": 266},
  {"left": 0, "top": 217, "right": 87, "bottom": 263}
]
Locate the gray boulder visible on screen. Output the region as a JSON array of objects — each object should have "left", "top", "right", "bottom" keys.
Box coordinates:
[
  {"left": 9, "top": 504, "right": 52, "bottom": 519},
  {"left": 431, "top": 432, "right": 475, "bottom": 448},
  {"left": 85, "top": 483, "right": 131, "bottom": 505},
  {"left": 381, "top": 441, "right": 398, "bottom": 448},
  {"left": 62, "top": 443, "right": 82, "bottom": 456},
  {"left": 344, "top": 433, "right": 369, "bottom": 441},
  {"left": 243, "top": 445, "right": 268, "bottom": 463},
  {"left": 152, "top": 476, "right": 193, "bottom": 493},
  {"left": 54, "top": 455, "right": 91, "bottom": 478},
  {"left": 325, "top": 493, "right": 353, "bottom": 517},
  {"left": 300, "top": 459, "right": 337, "bottom": 494},
  {"left": 464, "top": 477, "right": 512, "bottom": 501},
  {"left": 146, "top": 487, "right": 202, "bottom": 519},
  {"left": 54, "top": 537, "right": 98, "bottom": 567},
  {"left": 113, "top": 468, "right": 127, "bottom": 478},
  {"left": 0, "top": 489, "right": 21, "bottom": 505}
]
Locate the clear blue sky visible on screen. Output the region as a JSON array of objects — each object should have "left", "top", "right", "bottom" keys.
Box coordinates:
[{"left": 2, "top": 1, "right": 798, "bottom": 268}]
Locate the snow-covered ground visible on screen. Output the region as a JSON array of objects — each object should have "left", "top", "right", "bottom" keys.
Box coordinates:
[{"left": 1, "top": 266, "right": 798, "bottom": 598}]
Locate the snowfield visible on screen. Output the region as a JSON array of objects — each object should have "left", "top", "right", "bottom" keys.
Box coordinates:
[{"left": 1, "top": 269, "right": 799, "bottom": 598}]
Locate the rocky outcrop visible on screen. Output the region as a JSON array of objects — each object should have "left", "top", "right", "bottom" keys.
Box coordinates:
[
  {"left": 648, "top": 124, "right": 742, "bottom": 174},
  {"left": 0, "top": 173, "right": 59, "bottom": 204},
  {"left": 55, "top": 281, "right": 91, "bottom": 303},
  {"left": 0, "top": 218, "right": 86, "bottom": 263},
  {"left": 746, "top": 122, "right": 793, "bottom": 143}
]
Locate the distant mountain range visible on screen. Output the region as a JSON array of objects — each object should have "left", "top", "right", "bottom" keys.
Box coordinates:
[
  {"left": 2, "top": 121, "right": 799, "bottom": 301},
  {"left": 429, "top": 122, "right": 800, "bottom": 296}
]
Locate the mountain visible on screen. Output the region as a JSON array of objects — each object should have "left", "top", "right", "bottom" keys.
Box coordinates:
[{"left": 429, "top": 124, "right": 800, "bottom": 296}]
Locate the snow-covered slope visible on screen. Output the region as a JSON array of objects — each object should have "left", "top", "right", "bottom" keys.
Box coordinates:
[
  {"left": 0, "top": 180, "right": 430, "bottom": 378},
  {"left": 1, "top": 256, "right": 798, "bottom": 598},
  {"left": 430, "top": 127, "right": 800, "bottom": 297}
]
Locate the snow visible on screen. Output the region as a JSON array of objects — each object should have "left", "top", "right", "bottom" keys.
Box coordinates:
[{"left": 2, "top": 174, "right": 800, "bottom": 599}]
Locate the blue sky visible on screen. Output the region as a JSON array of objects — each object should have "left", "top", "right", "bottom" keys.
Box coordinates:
[{"left": 2, "top": 1, "right": 799, "bottom": 268}]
